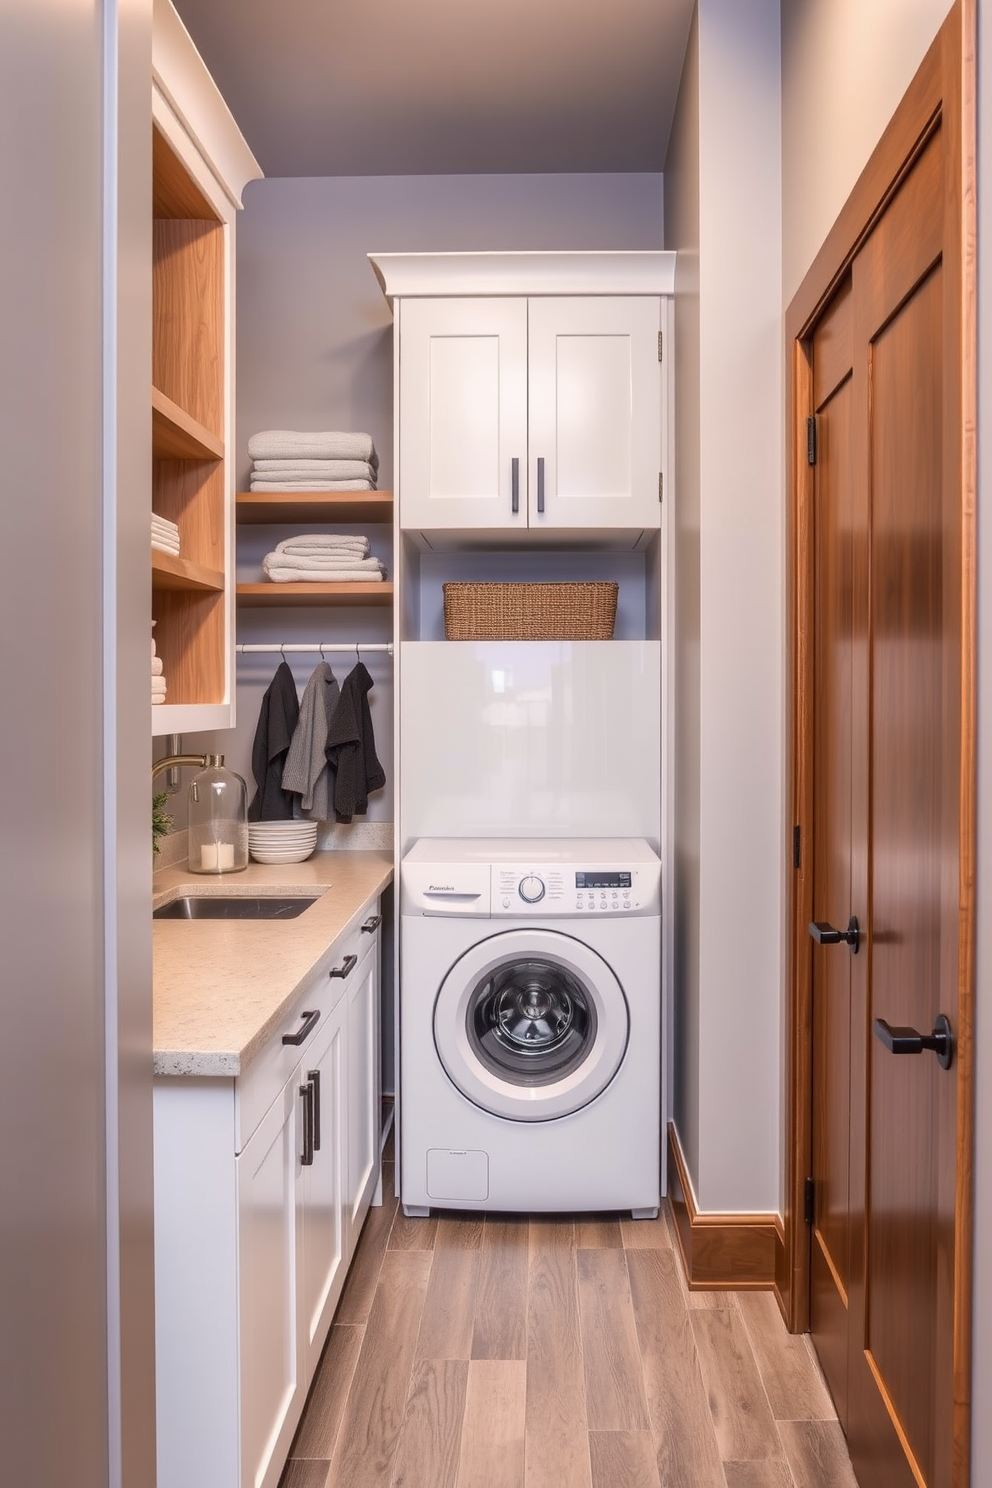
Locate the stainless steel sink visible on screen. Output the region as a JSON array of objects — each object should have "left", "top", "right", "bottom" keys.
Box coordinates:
[{"left": 154, "top": 895, "right": 320, "bottom": 921}]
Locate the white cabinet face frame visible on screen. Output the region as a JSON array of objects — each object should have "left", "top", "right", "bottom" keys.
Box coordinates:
[
  {"left": 298, "top": 996, "right": 346, "bottom": 1383},
  {"left": 237, "top": 1077, "right": 301, "bottom": 1488},
  {"left": 346, "top": 935, "right": 382, "bottom": 1230},
  {"left": 397, "top": 295, "right": 662, "bottom": 533}
]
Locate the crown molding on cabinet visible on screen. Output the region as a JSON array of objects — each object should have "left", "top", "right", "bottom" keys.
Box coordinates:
[
  {"left": 152, "top": 0, "right": 262, "bottom": 209},
  {"left": 368, "top": 250, "right": 677, "bottom": 306}
]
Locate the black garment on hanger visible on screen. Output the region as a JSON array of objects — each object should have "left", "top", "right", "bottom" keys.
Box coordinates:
[
  {"left": 248, "top": 660, "right": 300, "bottom": 820},
  {"left": 325, "top": 660, "right": 385, "bottom": 822}
]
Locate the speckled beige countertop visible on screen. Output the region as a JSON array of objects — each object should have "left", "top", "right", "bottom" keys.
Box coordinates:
[{"left": 152, "top": 851, "right": 393, "bottom": 1079}]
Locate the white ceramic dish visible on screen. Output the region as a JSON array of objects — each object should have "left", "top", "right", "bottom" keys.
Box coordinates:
[{"left": 248, "top": 845, "right": 317, "bottom": 864}]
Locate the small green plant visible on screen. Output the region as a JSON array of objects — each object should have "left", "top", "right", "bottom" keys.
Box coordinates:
[{"left": 152, "top": 790, "right": 173, "bottom": 855}]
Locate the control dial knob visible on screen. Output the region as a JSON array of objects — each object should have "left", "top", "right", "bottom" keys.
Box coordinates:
[{"left": 517, "top": 874, "right": 546, "bottom": 904}]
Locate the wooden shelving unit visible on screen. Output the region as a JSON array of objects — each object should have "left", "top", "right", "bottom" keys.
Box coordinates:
[
  {"left": 152, "top": 551, "right": 225, "bottom": 592},
  {"left": 235, "top": 489, "right": 394, "bottom": 611},
  {"left": 237, "top": 582, "right": 394, "bottom": 608},
  {"left": 236, "top": 491, "right": 393, "bottom": 526}
]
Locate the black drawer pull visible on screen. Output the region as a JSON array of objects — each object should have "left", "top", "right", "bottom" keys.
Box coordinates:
[
  {"left": 361, "top": 914, "right": 382, "bottom": 934},
  {"left": 329, "top": 953, "right": 358, "bottom": 980},
  {"left": 281, "top": 1011, "right": 319, "bottom": 1047},
  {"left": 307, "top": 1069, "right": 321, "bottom": 1150},
  {"left": 282, "top": 1008, "right": 320, "bottom": 1045},
  {"left": 300, "top": 1081, "right": 314, "bottom": 1166}
]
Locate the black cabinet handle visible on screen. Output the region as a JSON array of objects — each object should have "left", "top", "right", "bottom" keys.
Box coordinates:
[
  {"left": 874, "top": 1014, "right": 953, "bottom": 1070},
  {"left": 361, "top": 914, "right": 382, "bottom": 934},
  {"left": 329, "top": 953, "right": 358, "bottom": 980},
  {"left": 300, "top": 1081, "right": 314, "bottom": 1166},
  {"left": 307, "top": 1069, "right": 321, "bottom": 1151},
  {"left": 537, "top": 456, "right": 545, "bottom": 514},
  {"left": 808, "top": 916, "right": 860, "bottom": 953},
  {"left": 283, "top": 1008, "right": 320, "bottom": 1045},
  {"left": 511, "top": 456, "right": 519, "bottom": 514}
]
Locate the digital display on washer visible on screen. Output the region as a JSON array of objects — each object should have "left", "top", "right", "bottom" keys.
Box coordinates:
[{"left": 575, "top": 871, "right": 632, "bottom": 889}]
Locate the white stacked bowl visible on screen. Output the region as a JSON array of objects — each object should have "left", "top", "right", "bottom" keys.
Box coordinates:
[{"left": 248, "top": 820, "right": 318, "bottom": 864}]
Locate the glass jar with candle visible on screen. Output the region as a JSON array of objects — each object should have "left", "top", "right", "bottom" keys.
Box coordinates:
[{"left": 187, "top": 756, "right": 249, "bottom": 874}]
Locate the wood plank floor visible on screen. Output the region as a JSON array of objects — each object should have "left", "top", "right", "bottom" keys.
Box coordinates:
[{"left": 280, "top": 1144, "right": 858, "bottom": 1488}]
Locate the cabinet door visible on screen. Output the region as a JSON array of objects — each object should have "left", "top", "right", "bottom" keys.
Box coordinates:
[
  {"left": 346, "top": 936, "right": 381, "bottom": 1235},
  {"left": 527, "top": 296, "right": 662, "bottom": 529},
  {"left": 298, "top": 995, "right": 346, "bottom": 1382},
  {"left": 237, "top": 1077, "right": 302, "bottom": 1488},
  {"left": 399, "top": 297, "right": 528, "bottom": 530}
]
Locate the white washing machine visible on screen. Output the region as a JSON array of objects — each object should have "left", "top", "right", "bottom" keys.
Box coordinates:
[{"left": 399, "top": 838, "right": 663, "bottom": 1218}]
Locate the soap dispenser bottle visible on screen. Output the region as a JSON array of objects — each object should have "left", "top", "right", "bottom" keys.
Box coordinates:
[{"left": 187, "top": 755, "right": 249, "bottom": 873}]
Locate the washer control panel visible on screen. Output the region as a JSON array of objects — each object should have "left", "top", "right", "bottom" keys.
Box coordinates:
[{"left": 492, "top": 861, "right": 660, "bottom": 917}]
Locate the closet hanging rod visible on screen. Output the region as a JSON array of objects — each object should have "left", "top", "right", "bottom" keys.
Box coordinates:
[{"left": 236, "top": 642, "right": 393, "bottom": 656}]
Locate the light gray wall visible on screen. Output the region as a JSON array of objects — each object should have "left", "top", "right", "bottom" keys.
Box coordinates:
[
  {"left": 187, "top": 174, "right": 665, "bottom": 823},
  {"left": 664, "top": 8, "right": 703, "bottom": 1188},
  {"left": 664, "top": 0, "right": 784, "bottom": 1215},
  {"left": 781, "top": 0, "right": 956, "bottom": 301},
  {"left": 0, "top": 1, "right": 156, "bottom": 1484}
]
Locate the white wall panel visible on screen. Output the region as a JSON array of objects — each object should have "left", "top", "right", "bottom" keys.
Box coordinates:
[{"left": 400, "top": 642, "right": 661, "bottom": 850}]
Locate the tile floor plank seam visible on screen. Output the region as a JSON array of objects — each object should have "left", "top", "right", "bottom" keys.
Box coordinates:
[{"left": 280, "top": 1197, "right": 859, "bottom": 1488}]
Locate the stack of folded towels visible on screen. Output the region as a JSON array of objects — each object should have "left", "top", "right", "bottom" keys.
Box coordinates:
[
  {"left": 246, "top": 429, "right": 379, "bottom": 492},
  {"left": 262, "top": 534, "right": 386, "bottom": 584},
  {"left": 151, "top": 622, "right": 166, "bottom": 706},
  {"left": 151, "top": 513, "right": 181, "bottom": 557}
]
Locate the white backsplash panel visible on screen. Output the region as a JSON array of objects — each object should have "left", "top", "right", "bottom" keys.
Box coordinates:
[{"left": 400, "top": 641, "right": 661, "bottom": 848}]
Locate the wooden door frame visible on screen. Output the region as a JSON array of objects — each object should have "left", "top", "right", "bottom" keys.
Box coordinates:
[{"left": 782, "top": 0, "right": 976, "bottom": 1477}]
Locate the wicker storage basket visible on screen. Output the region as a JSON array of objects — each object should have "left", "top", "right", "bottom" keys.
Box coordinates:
[{"left": 442, "top": 581, "right": 618, "bottom": 641}]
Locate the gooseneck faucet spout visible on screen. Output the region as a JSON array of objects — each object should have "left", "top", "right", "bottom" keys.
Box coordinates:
[{"left": 152, "top": 752, "right": 223, "bottom": 785}]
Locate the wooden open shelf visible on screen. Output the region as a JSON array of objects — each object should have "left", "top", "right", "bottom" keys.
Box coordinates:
[
  {"left": 236, "top": 491, "right": 393, "bottom": 525},
  {"left": 151, "top": 550, "right": 225, "bottom": 592},
  {"left": 237, "top": 582, "right": 395, "bottom": 608},
  {"left": 153, "top": 386, "right": 225, "bottom": 460}
]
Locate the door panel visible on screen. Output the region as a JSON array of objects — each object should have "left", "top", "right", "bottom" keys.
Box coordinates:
[
  {"left": 809, "top": 292, "right": 856, "bottom": 1427},
  {"left": 807, "top": 123, "right": 962, "bottom": 1488}
]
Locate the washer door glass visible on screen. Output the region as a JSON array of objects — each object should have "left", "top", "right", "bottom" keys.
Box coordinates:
[{"left": 434, "top": 928, "right": 629, "bottom": 1121}]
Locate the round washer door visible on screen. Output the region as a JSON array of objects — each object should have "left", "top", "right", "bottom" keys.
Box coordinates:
[{"left": 433, "top": 928, "right": 629, "bottom": 1121}]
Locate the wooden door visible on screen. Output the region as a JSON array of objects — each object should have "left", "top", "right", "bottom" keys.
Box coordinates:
[
  {"left": 397, "top": 296, "right": 528, "bottom": 531},
  {"left": 796, "top": 14, "right": 975, "bottom": 1485}
]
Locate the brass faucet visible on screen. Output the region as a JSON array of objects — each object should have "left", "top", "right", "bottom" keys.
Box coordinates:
[{"left": 152, "top": 752, "right": 223, "bottom": 785}]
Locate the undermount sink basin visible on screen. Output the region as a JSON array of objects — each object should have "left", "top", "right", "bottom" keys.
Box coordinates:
[{"left": 154, "top": 895, "right": 320, "bottom": 921}]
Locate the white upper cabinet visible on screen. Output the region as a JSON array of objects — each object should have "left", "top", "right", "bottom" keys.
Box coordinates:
[{"left": 373, "top": 252, "right": 674, "bottom": 536}]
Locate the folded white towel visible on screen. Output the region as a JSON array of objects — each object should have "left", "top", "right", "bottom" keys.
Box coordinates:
[
  {"left": 151, "top": 680, "right": 167, "bottom": 698},
  {"left": 152, "top": 539, "right": 181, "bottom": 556},
  {"left": 263, "top": 552, "right": 384, "bottom": 575},
  {"left": 151, "top": 513, "right": 180, "bottom": 534},
  {"left": 249, "top": 479, "right": 375, "bottom": 492},
  {"left": 275, "top": 534, "right": 370, "bottom": 554},
  {"left": 151, "top": 638, "right": 157, "bottom": 658},
  {"left": 151, "top": 656, "right": 164, "bottom": 677},
  {"left": 247, "top": 430, "right": 378, "bottom": 469},
  {"left": 251, "top": 459, "right": 377, "bottom": 482},
  {"left": 264, "top": 567, "right": 385, "bottom": 584},
  {"left": 152, "top": 695, "right": 166, "bottom": 705}
]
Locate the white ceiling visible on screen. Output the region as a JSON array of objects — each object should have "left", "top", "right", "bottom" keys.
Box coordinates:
[{"left": 172, "top": 0, "right": 696, "bottom": 177}]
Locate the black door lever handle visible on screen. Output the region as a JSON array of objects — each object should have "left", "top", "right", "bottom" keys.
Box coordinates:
[
  {"left": 874, "top": 1014, "right": 953, "bottom": 1070},
  {"left": 808, "top": 916, "right": 860, "bottom": 953}
]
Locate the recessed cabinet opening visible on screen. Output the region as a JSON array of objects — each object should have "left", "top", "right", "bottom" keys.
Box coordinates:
[{"left": 151, "top": 123, "right": 228, "bottom": 712}]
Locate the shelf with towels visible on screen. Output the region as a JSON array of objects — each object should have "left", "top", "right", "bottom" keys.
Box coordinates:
[
  {"left": 152, "top": 551, "right": 225, "bottom": 593},
  {"left": 236, "top": 490, "right": 393, "bottom": 526},
  {"left": 236, "top": 581, "right": 394, "bottom": 608}
]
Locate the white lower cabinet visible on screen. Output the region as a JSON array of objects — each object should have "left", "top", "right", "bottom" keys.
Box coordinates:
[{"left": 154, "top": 908, "right": 381, "bottom": 1488}]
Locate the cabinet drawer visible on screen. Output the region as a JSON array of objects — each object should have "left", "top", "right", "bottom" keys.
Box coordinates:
[{"left": 236, "top": 909, "right": 381, "bottom": 1152}]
